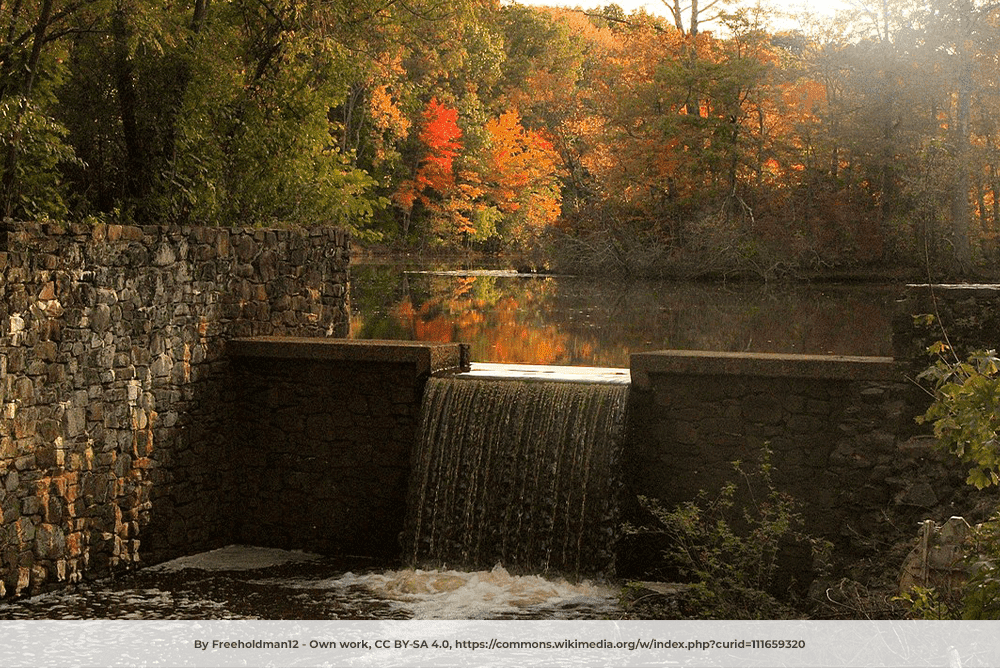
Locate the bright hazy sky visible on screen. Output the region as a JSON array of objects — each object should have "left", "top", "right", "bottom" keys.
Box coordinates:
[{"left": 507, "top": 0, "right": 855, "bottom": 30}]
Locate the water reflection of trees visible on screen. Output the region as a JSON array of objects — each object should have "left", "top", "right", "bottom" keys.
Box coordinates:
[{"left": 350, "top": 266, "right": 895, "bottom": 366}]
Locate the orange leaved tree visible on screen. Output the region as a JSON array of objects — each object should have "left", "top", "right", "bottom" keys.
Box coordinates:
[
  {"left": 393, "top": 97, "right": 464, "bottom": 238},
  {"left": 478, "top": 108, "right": 562, "bottom": 248}
]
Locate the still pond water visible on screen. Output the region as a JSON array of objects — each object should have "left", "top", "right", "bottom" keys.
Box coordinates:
[{"left": 348, "top": 263, "right": 900, "bottom": 367}]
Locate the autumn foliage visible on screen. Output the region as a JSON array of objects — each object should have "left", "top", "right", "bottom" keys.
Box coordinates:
[
  {"left": 394, "top": 98, "right": 463, "bottom": 213},
  {"left": 482, "top": 110, "right": 562, "bottom": 240},
  {"left": 4, "top": 0, "right": 999, "bottom": 272}
]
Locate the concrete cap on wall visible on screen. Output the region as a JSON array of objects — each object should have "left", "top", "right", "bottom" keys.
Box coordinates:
[
  {"left": 227, "top": 337, "right": 470, "bottom": 376},
  {"left": 905, "top": 283, "right": 1000, "bottom": 293},
  {"left": 630, "top": 349, "right": 899, "bottom": 390}
]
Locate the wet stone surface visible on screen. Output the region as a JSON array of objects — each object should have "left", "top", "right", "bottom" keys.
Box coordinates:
[{"left": 0, "top": 557, "right": 406, "bottom": 620}]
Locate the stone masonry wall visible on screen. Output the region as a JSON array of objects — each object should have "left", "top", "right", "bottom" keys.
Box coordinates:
[
  {"left": 893, "top": 283, "right": 1000, "bottom": 372},
  {"left": 626, "top": 351, "right": 982, "bottom": 567},
  {"left": 231, "top": 361, "right": 416, "bottom": 558},
  {"left": 226, "top": 338, "right": 468, "bottom": 560},
  {"left": 8, "top": 255, "right": 997, "bottom": 599},
  {"left": 0, "top": 222, "right": 349, "bottom": 597}
]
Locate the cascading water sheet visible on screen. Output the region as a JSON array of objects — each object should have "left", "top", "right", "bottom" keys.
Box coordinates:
[{"left": 405, "top": 376, "right": 629, "bottom": 577}]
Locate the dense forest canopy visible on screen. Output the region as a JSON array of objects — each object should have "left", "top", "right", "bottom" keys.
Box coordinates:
[{"left": 1, "top": 0, "right": 998, "bottom": 276}]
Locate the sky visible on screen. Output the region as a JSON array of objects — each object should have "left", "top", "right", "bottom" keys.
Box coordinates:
[{"left": 507, "top": 0, "right": 856, "bottom": 31}]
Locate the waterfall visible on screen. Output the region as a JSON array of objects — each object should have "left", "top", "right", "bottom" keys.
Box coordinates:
[{"left": 404, "top": 375, "right": 629, "bottom": 577}]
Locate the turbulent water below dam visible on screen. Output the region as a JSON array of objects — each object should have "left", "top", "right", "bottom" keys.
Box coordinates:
[{"left": 0, "top": 546, "right": 621, "bottom": 620}]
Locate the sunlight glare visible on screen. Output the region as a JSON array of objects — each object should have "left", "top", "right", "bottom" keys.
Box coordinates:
[{"left": 507, "top": 0, "right": 852, "bottom": 23}]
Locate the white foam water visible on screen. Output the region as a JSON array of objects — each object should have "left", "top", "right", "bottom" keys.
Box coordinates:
[
  {"left": 310, "top": 565, "right": 620, "bottom": 619},
  {"left": 2, "top": 546, "right": 620, "bottom": 620}
]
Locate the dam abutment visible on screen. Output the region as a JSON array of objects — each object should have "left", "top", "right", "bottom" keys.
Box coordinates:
[
  {"left": 625, "top": 351, "right": 923, "bottom": 572},
  {"left": 227, "top": 338, "right": 469, "bottom": 558}
]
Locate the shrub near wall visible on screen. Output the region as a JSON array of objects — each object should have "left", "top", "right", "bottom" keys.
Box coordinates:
[{"left": 0, "top": 222, "right": 349, "bottom": 597}]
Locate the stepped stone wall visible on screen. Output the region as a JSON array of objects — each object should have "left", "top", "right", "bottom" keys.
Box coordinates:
[{"left": 0, "top": 222, "right": 349, "bottom": 597}]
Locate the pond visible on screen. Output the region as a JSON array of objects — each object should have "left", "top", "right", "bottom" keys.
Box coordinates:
[{"left": 348, "top": 263, "right": 900, "bottom": 368}]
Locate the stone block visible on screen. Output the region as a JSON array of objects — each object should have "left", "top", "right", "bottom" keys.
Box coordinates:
[
  {"left": 899, "top": 481, "right": 938, "bottom": 507},
  {"left": 15, "top": 566, "right": 30, "bottom": 596},
  {"left": 744, "top": 393, "right": 783, "bottom": 424},
  {"left": 14, "top": 376, "right": 34, "bottom": 402},
  {"left": 16, "top": 516, "right": 35, "bottom": 542},
  {"left": 347, "top": 395, "right": 368, "bottom": 415},
  {"left": 787, "top": 414, "right": 824, "bottom": 434},
  {"left": 153, "top": 243, "right": 176, "bottom": 267},
  {"left": 121, "top": 226, "right": 144, "bottom": 242},
  {"left": 666, "top": 420, "right": 699, "bottom": 446},
  {"left": 90, "top": 303, "right": 111, "bottom": 334},
  {"left": 35, "top": 523, "right": 67, "bottom": 560},
  {"left": 4, "top": 470, "right": 18, "bottom": 493},
  {"left": 150, "top": 354, "right": 172, "bottom": 378},
  {"left": 20, "top": 495, "right": 41, "bottom": 515},
  {"left": 34, "top": 340, "right": 58, "bottom": 362},
  {"left": 37, "top": 282, "right": 56, "bottom": 301},
  {"left": 805, "top": 399, "right": 832, "bottom": 415},
  {"left": 14, "top": 454, "right": 35, "bottom": 470},
  {"left": 35, "top": 443, "right": 62, "bottom": 470}
]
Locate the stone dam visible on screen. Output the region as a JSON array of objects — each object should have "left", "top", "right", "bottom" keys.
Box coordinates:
[{"left": 0, "top": 221, "right": 997, "bottom": 597}]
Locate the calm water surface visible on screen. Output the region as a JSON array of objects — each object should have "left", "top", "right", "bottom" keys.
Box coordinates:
[{"left": 349, "top": 264, "right": 899, "bottom": 367}]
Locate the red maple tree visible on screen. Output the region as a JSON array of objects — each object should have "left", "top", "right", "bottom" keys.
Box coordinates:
[{"left": 394, "top": 97, "right": 463, "bottom": 212}]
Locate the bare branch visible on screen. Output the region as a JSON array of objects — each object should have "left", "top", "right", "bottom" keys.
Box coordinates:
[{"left": 582, "top": 10, "right": 666, "bottom": 32}]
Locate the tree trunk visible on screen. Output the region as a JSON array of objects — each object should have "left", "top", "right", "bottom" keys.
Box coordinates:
[
  {"left": 991, "top": 160, "right": 999, "bottom": 233},
  {"left": 112, "top": 5, "right": 148, "bottom": 208},
  {"left": 950, "top": 40, "right": 974, "bottom": 275},
  {"left": 976, "top": 172, "right": 986, "bottom": 234},
  {"left": 670, "top": 0, "right": 684, "bottom": 32},
  {"left": 1, "top": 0, "right": 54, "bottom": 217},
  {"left": 0, "top": 0, "right": 27, "bottom": 99},
  {"left": 192, "top": 0, "right": 210, "bottom": 32}
]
